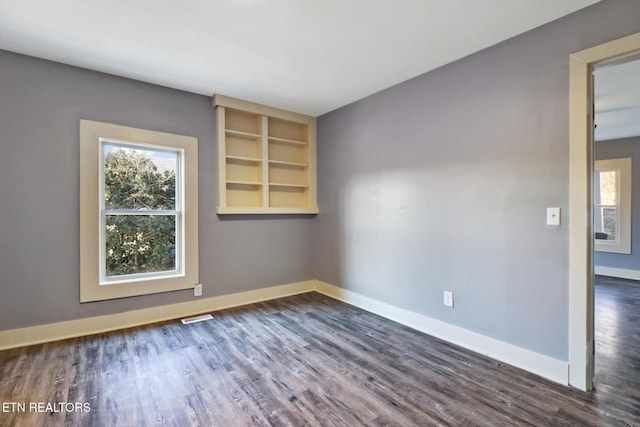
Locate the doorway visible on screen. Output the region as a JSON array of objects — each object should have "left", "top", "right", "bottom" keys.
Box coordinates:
[
  {"left": 592, "top": 57, "right": 640, "bottom": 400},
  {"left": 569, "top": 32, "right": 640, "bottom": 391}
]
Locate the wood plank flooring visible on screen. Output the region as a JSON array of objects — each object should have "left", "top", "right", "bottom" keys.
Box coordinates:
[
  {"left": 594, "top": 275, "right": 640, "bottom": 425},
  {"left": 1, "top": 286, "right": 638, "bottom": 426}
]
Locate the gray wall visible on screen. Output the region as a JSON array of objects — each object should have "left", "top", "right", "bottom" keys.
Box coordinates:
[
  {"left": 0, "top": 50, "right": 314, "bottom": 330},
  {"left": 314, "top": 0, "right": 640, "bottom": 361},
  {"left": 595, "top": 136, "right": 640, "bottom": 270}
]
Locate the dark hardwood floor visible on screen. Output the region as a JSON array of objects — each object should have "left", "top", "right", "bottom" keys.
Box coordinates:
[
  {"left": 1, "top": 285, "right": 638, "bottom": 426},
  {"left": 594, "top": 275, "right": 640, "bottom": 425}
]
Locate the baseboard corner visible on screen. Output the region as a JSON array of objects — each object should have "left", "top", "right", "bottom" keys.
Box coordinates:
[{"left": 313, "top": 280, "right": 568, "bottom": 386}]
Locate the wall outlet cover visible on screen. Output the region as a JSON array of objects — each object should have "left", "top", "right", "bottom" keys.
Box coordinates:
[
  {"left": 443, "top": 291, "right": 454, "bottom": 308},
  {"left": 547, "top": 207, "right": 561, "bottom": 226}
]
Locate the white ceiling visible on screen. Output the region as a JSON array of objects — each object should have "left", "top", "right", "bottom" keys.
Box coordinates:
[
  {"left": 0, "top": 0, "right": 600, "bottom": 116},
  {"left": 594, "top": 58, "right": 640, "bottom": 141}
]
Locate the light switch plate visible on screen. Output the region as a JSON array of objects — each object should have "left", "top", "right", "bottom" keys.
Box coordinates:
[{"left": 547, "top": 208, "right": 561, "bottom": 226}]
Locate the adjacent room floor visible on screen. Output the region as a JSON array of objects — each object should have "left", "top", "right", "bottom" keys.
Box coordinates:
[
  {"left": 593, "top": 274, "right": 640, "bottom": 425},
  {"left": 1, "top": 280, "right": 638, "bottom": 426}
]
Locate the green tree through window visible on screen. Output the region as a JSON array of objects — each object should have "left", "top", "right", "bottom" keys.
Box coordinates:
[{"left": 103, "top": 145, "right": 178, "bottom": 277}]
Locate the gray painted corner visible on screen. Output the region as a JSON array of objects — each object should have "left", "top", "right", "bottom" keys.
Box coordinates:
[
  {"left": 314, "top": 0, "right": 640, "bottom": 361},
  {"left": 0, "top": 51, "right": 314, "bottom": 330}
]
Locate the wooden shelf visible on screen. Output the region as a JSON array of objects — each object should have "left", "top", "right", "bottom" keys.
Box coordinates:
[
  {"left": 227, "top": 155, "right": 262, "bottom": 163},
  {"left": 226, "top": 180, "right": 263, "bottom": 186},
  {"left": 226, "top": 129, "right": 261, "bottom": 139},
  {"left": 268, "top": 159, "right": 308, "bottom": 167},
  {"left": 214, "top": 94, "right": 317, "bottom": 214},
  {"left": 269, "top": 182, "right": 308, "bottom": 188},
  {"left": 268, "top": 136, "right": 307, "bottom": 145}
]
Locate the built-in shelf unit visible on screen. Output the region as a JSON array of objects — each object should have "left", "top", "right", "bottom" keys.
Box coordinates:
[{"left": 213, "top": 94, "right": 318, "bottom": 214}]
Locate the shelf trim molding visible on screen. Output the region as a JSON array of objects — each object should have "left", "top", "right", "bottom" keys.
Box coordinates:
[
  {"left": 262, "top": 115, "right": 270, "bottom": 208},
  {"left": 216, "top": 206, "right": 318, "bottom": 214},
  {"left": 213, "top": 94, "right": 315, "bottom": 124},
  {"left": 217, "top": 106, "right": 227, "bottom": 211}
]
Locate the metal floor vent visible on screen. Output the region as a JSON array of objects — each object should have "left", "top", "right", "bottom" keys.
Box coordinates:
[{"left": 180, "top": 314, "right": 214, "bottom": 324}]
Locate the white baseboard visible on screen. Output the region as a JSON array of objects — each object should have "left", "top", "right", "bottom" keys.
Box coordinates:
[
  {"left": 0, "top": 278, "right": 569, "bottom": 386},
  {"left": 0, "top": 280, "right": 315, "bottom": 351},
  {"left": 314, "top": 280, "right": 569, "bottom": 386},
  {"left": 595, "top": 266, "right": 640, "bottom": 281}
]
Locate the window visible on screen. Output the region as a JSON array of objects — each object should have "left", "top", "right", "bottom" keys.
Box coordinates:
[
  {"left": 101, "top": 141, "right": 180, "bottom": 282},
  {"left": 594, "top": 157, "right": 631, "bottom": 254},
  {"left": 80, "top": 120, "right": 198, "bottom": 302}
]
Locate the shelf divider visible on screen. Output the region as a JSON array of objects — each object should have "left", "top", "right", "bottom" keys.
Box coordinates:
[{"left": 262, "top": 115, "right": 270, "bottom": 208}]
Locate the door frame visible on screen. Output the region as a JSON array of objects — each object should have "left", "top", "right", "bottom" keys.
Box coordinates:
[{"left": 569, "top": 32, "right": 640, "bottom": 391}]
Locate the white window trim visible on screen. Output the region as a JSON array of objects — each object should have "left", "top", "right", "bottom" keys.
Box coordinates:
[
  {"left": 80, "top": 120, "right": 198, "bottom": 302},
  {"left": 594, "top": 157, "right": 631, "bottom": 254}
]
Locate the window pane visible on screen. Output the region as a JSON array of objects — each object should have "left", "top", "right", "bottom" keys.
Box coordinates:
[
  {"left": 598, "top": 171, "right": 617, "bottom": 206},
  {"left": 594, "top": 207, "right": 617, "bottom": 241},
  {"left": 602, "top": 207, "right": 617, "bottom": 240},
  {"left": 105, "top": 215, "right": 176, "bottom": 277},
  {"left": 104, "top": 143, "right": 177, "bottom": 210}
]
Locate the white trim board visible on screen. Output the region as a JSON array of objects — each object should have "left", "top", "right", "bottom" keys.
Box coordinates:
[
  {"left": 314, "top": 280, "right": 569, "bottom": 386},
  {"left": 569, "top": 31, "right": 640, "bottom": 392},
  {"left": 0, "top": 280, "right": 315, "bottom": 351},
  {"left": 0, "top": 278, "right": 568, "bottom": 386},
  {"left": 595, "top": 266, "right": 640, "bottom": 281}
]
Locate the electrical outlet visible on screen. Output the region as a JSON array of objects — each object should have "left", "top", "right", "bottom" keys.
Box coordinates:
[
  {"left": 194, "top": 283, "right": 202, "bottom": 297},
  {"left": 443, "top": 291, "right": 454, "bottom": 308}
]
